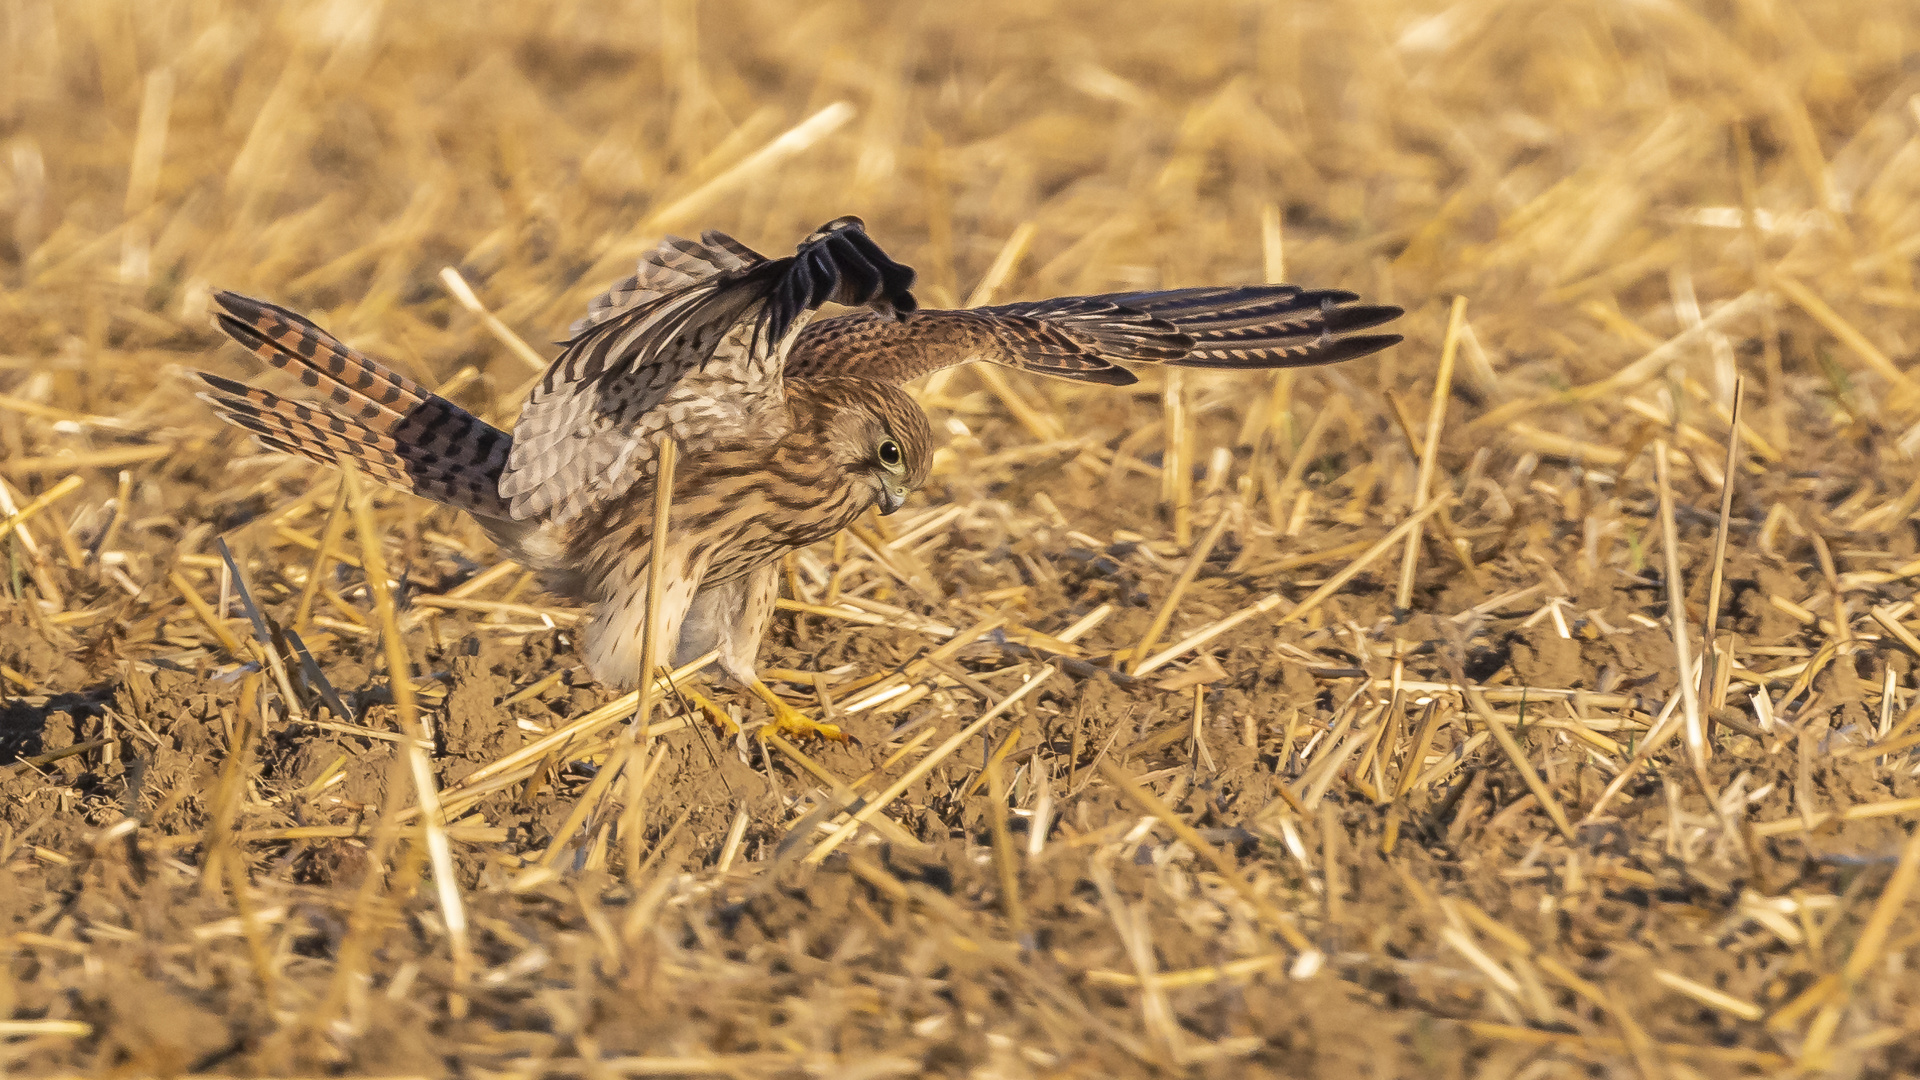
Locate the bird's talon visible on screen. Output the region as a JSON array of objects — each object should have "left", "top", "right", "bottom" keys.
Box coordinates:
[
  {"left": 676, "top": 686, "right": 742, "bottom": 736},
  {"left": 761, "top": 699, "right": 851, "bottom": 744}
]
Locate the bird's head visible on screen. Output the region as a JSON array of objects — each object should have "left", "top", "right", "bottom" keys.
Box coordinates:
[{"left": 796, "top": 377, "right": 933, "bottom": 516}]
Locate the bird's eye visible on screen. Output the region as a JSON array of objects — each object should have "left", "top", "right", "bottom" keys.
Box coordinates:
[{"left": 877, "top": 439, "right": 903, "bottom": 469}]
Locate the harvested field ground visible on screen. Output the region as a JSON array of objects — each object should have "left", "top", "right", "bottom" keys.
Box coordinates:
[{"left": 6, "top": 1, "right": 1920, "bottom": 1076}]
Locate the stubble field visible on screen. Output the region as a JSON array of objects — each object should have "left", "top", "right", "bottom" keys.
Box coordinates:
[{"left": 5, "top": 1, "right": 1920, "bottom": 1076}]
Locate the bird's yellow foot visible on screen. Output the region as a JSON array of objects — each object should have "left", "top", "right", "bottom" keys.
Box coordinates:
[
  {"left": 748, "top": 679, "right": 851, "bottom": 743},
  {"left": 676, "top": 685, "right": 741, "bottom": 736}
]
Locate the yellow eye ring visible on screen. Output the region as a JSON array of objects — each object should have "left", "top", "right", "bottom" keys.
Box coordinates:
[{"left": 878, "top": 439, "right": 902, "bottom": 468}]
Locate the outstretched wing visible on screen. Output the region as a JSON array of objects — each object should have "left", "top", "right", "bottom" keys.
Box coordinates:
[
  {"left": 783, "top": 285, "right": 1403, "bottom": 387},
  {"left": 568, "top": 230, "right": 766, "bottom": 338},
  {"left": 503, "top": 217, "right": 916, "bottom": 525}
]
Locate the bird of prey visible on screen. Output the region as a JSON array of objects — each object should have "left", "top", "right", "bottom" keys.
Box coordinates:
[{"left": 196, "top": 217, "right": 1402, "bottom": 741}]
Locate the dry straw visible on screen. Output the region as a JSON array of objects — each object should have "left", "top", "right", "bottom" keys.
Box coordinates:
[
  {"left": 7, "top": 0, "right": 1920, "bottom": 1072},
  {"left": 342, "top": 463, "right": 473, "bottom": 1005},
  {"left": 1395, "top": 296, "right": 1464, "bottom": 614}
]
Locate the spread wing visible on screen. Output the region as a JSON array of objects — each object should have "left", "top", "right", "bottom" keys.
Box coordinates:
[
  {"left": 568, "top": 229, "right": 765, "bottom": 338},
  {"left": 782, "top": 285, "right": 1404, "bottom": 387},
  {"left": 503, "top": 217, "right": 916, "bottom": 525}
]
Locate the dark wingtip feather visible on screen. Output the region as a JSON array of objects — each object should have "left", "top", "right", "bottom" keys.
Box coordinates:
[
  {"left": 1318, "top": 304, "right": 1404, "bottom": 335},
  {"left": 762, "top": 219, "right": 918, "bottom": 346},
  {"left": 1319, "top": 333, "right": 1403, "bottom": 363}
]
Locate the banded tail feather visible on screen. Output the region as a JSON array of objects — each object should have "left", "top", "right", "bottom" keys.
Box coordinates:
[{"left": 197, "top": 291, "right": 514, "bottom": 519}]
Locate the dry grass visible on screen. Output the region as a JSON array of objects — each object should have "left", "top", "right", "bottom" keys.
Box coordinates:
[{"left": 6, "top": 0, "right": 1920, "bottom": 1075}]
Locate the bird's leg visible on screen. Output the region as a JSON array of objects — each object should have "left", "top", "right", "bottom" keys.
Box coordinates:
[
  {"left": 675, "top": 678, "right": 845, "bottom": 743},
  {"left": 698, "top": 567, "right": 847, "bottom": 742},
  {"left": 746, "top": 678, "right": 850, "bottom": 743}
]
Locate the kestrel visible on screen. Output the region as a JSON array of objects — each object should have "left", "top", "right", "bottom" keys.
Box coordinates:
[{"left": 196, "top": 217, "right": 1402, "bottom": 740}]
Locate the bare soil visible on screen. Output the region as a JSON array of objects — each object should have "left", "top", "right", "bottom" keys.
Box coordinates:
[{"left": 6, "top": 2, "right": 1920, "bottom": 1077}]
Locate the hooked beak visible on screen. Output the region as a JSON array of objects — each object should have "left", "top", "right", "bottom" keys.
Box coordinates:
[{"left": 879, "top": 485, "right": 907, "bottom": 515}]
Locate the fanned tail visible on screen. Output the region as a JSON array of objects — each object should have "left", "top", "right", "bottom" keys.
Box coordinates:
[{"left": 198, "top": 291, "right": 515, "bottom": 519}]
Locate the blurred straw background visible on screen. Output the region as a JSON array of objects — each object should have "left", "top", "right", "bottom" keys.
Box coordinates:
[{"left": 6, "top": 1, "right": 1920, "bottom": 1076}]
